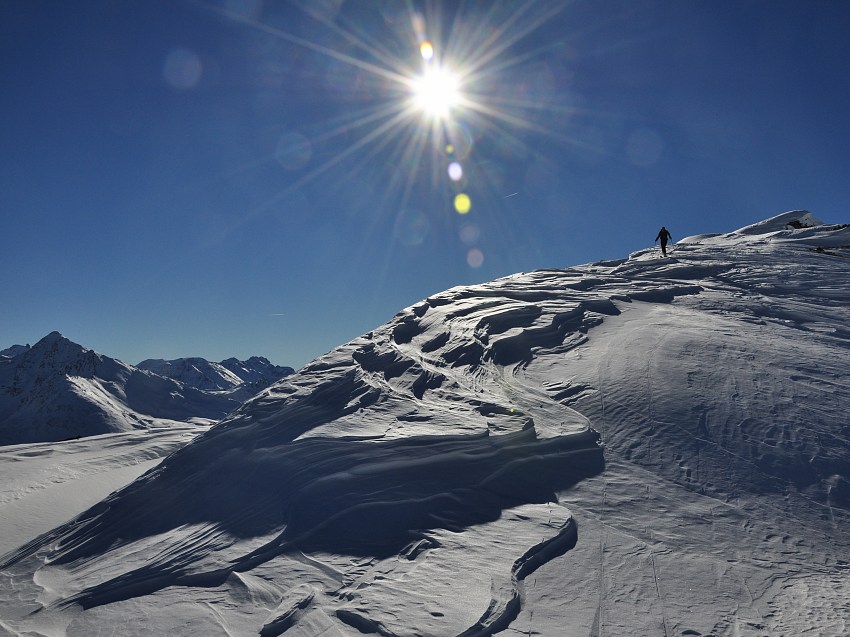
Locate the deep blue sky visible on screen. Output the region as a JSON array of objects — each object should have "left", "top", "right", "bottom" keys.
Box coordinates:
[{"left": 2, "top": 1, "right": 849, "bottom": 368}]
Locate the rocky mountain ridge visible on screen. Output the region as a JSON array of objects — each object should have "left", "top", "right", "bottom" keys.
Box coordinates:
[
  {"left": 0, "top": 332, "right": 293, "bottom": 445},
  {"left": 137, "top": 355, "right": 292, "bottom": 392}
]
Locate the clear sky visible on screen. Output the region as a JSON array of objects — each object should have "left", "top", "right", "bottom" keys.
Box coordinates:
[{"left": 2, "top": 1, "right": 849, "bottom": 368}]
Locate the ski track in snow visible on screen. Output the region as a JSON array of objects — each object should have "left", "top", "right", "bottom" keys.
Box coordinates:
[{"left": 1, "top": 212, "right": 850, "bottom": 636}]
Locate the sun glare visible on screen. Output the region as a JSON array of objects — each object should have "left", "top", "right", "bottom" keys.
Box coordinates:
[
  {"left": 411, "top": 66, "right": 461, "bottom": 119},
  {"left": 209, "top": 1, "right": 571, "bottom": 271}
]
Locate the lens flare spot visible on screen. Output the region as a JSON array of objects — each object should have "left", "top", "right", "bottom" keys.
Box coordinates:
[
  {"left": 446, "top": 121, "right": 474, "bottom": 160},
  {"left": 626, "top": 127, "right": 664, "bottom": 167},
  {"left": 412, "top": 13, "right": 426, "bottom": 40},
  {"left": 446, "top": 144, "right": 455, "bottom": 155},
  {"left": 420, "top": 41, "right": 434, "bottom": 61},
  {"left": 305, "top": 0, "right": 344, "bottom": 20},
  {"left": 454, "top": 193, "right": 471, "bottom": 214},
  {"left": 467, "top": 248, "right": 484, "bottom": 268},
  {"left": 393, "top": 208, "right": 430, "bottom": 246},
  {"left": 459, "top": 222, "right": 480, "bottom": 245},
  {"left": 163, "top": 49, "right": 203, "bottom": 90},
  {"left": 224, "top": 0, "right": 263, "bottom": 19},
  {"left": 448, "top": 162, "right": 463, "bottom": 181},
  {"left": 275, "top": 132, "right": 312, "bottom": 170}
]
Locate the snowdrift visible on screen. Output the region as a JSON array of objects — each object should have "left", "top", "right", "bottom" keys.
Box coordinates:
[{"left": 1, "top": 212, "right": 849, "bottom": 636}]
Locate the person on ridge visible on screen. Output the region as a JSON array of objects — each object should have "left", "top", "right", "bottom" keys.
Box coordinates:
[{"left": 655, "top": 226, "right": 672, "bottom": 257}]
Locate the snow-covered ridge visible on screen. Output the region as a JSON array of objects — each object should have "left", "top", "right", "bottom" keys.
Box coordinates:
[
  {"left": 733, "top": 209, "right": 824, "bottom": 234},
  {"left": 681, "top": 209, "right": 850, "bottom": 253},
  {"left": 0, "top": 333, "right": 293, "bottom": 446},
  {"left": 1, "top": 212, "right": 849, "bottom": 635},
  {"left": 137, "top": 356, "right": 293, "bottom": 392}
]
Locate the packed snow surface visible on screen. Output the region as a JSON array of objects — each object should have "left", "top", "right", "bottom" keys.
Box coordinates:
[{"left": 1, "top": 212, "right": 849, "bottom": 636}]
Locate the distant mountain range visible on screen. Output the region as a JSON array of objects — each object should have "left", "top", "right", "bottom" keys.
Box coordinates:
[
  {"left": 0, "top": 332, "right": 293, "bottom": 445},
  {"left": 136, "top": 356, "right": 291, "bottom": 392}
]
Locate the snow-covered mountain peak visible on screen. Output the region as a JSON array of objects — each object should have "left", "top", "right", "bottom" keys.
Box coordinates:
[
  {"left": 32, "top": 330, "right": 81, "bottom": 354},
  {"left": 734, "top": 209, "right": 823, "bottom": 235},
  {"left": 136, "top": 357, "right": 244, "bottom": 390},
  {"left": 21, "top": 331, "right": 113, "bottom": 378},
  {"left": 675, "top": 210, "right": 848, "bottom": 257},
  {"left": 1, "top": 213, "right": 848, "bottom": 636}
]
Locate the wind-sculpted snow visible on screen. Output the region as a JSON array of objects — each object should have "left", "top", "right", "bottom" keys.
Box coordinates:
[{"left": 1, "top": 211, "right": 849, "bottom": 636}]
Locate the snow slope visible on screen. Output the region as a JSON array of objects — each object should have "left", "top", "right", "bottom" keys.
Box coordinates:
[
  {"left": 1, "top": 212, "right": 848, "bottom": 636},
  {"left": 0, "top": 424, "right": 206, "bottom": 557}
]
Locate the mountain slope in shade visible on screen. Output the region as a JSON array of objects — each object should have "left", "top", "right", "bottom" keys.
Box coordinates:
[
  {"left": 1, "top": 211, "right": 848, "bottom": 636},
  {"left": 0, "top": 344, "right": 30, "bottom": 360},
  {"left": 0, "top": 334, "right": 292, "bottom": 446}
]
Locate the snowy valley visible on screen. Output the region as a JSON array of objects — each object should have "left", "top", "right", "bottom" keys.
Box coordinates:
[{"left": 1, "top": 211, "right": 848, "bottom": 637}]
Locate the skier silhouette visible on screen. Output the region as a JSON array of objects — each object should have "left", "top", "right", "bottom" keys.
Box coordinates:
[{"left": 655, "top": 226, "right": 672, "bottom": 256}]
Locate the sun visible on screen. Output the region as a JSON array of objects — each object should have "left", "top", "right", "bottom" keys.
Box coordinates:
[
  {"left": 410, "top": 65, "right": 461, "bottom": 120},
  {"left": 205, "top": 1, "right": 574, "bottom": 266}
]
